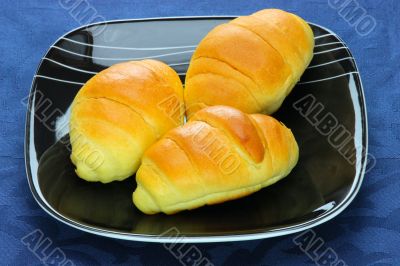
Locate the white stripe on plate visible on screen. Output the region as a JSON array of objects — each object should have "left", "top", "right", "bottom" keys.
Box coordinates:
[
  {"left": 314, "top": 41, "right": 344, "bottom": 48},
  {"left": 45, "top": 57, "right": 189, "bottom": 73},
  {"left": 297, "top": 72, "right": 358, "bottom": 85},
  {"left": 61, "top": 37, "right": 198, "bottom": 50},
  {"left": 43, "top": 58, "right": 97, "bottom": 74},
  {"left": 169, "top": 62, "right": 190, "bottom": 66},
  {"left": 314, "top": 46, "right": 349, "bottom": 55},
  {"left": 51, "top": 45, "right": 195, "bottom": 61},
  {"left": 307, "top": 57, "right": 354, "bottom": 69},
  {"left": 314, "top": 33, "right": 335, "bottom": 40},
  {"left": 35, "top": 75, "right": 85, "bottom": 85}
]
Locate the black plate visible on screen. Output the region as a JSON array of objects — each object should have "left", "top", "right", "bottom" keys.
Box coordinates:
[{"left": 24, "top": 17, "right": 367, "bottom": 242}]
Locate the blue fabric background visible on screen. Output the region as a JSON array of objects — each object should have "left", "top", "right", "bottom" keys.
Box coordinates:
[{"left": 0, "top": 0, "right": 399, "bottom": 265}]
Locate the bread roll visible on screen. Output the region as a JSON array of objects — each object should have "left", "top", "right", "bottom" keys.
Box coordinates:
[
  {"left": 133, "top": 106, "right": 298, "bottom": 214},
  {"left": 184, "top": 9, "right": 314, "bottom": 117},
  {"left": 70, "top": 60, "right": 184, "bottom": 183}
]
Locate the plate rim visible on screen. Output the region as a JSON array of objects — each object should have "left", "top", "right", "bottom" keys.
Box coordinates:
[{"left": 24, "top": 16, "right": 368, "bottom": 243}]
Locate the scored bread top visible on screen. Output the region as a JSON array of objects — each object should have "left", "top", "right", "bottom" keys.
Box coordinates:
[
  {"left": 133, "top": 105, "right": 299, "bottom": 214},
  {"left": 184, "top": 8, "right": 314, "bottom": 116},
  {"left": 70, "top": 60, "right": 184, "bottom": 183}
]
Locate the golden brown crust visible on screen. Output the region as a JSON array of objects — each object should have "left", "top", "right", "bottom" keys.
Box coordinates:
[
  {"left": 70, "top": 60, "right": 184, "bottom": 183},
  {"left": 184, "top": 9, "right": 314, "bottom": 116},
  {"left": 133, "top": 106, "right": 299, "bottom": 214},
  {"left": 191, "top": 106, "right": 264, "bottom": 163},
  {"left": 74, "top": 60, "right": 184, "bottom": 135},
  {"left": 231, "top": 15, "right": 304, "bottom": 79}
]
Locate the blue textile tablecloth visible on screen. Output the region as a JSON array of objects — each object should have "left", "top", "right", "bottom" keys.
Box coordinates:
[{"left": 1, "top": 0, "right": 399, "bottom": 265}]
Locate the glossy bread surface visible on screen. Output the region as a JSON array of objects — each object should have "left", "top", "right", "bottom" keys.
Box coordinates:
[
  {"left": 70, "top": 60, "right": 184, "bottom": 183},
  {"left": 184, "top": 9, "right": 314, "bottom": 116},
  {"left": 133, "top": 106, "right": 299, "bottom": 214}
]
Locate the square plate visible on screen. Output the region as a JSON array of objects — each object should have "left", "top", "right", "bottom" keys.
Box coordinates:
[{"left": 25, "top": 16, "right": 368, "bottom": 242}]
